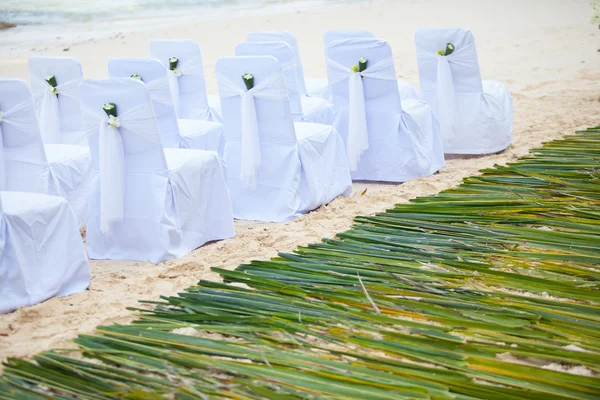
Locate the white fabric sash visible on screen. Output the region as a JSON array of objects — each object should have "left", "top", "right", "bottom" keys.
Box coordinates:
[
  {"left": 417, "top": 43, "right": 477, "bottom": 144},
  {"left": 146, "top": 77, "right": 174, "bottom": 107},
  {"left": 218, "top": 72, "right": 288, "bottom": 190},
  {"left": 328, "top": 57, "right": 396, "bottom": 171},
  {"left": 32, "top": 76, "right": 82, "bottom": 144},
  {"left": 82, "top": 102, "right": 161, "bottom": 233},
  {"left": 0, "top": 100, "right": 42, "bottom": 190},
  {"left": 167, "top": 56, "right": 204, "bottom": 118}
]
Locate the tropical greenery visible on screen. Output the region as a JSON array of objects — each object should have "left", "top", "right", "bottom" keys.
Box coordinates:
[{"left": 1, "top": 127, "right": 599, "bottom": 399}]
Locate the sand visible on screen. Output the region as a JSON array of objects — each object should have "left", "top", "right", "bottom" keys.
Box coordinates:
[{"left": 0, "top": 0, "right": 599, "bottom": 364}]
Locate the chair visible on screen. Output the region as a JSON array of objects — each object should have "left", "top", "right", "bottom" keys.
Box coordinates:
[
  {"left": 235, "top": 41, "right": 335, "bottom": 125},
  {"left": 216, "top": 55, "right": 352, "bottom": 222},
  {"left": 28, "top": 56, "right": 87, "bottom": 145},
  {"left": 326, "top": 38, "right": 445, "bottom": 182},
  {"left": 0, "top": 191, "right": 90, "bottom": 314},
  {"left": 247, "top": 31, "right": 329, "bottom": 99},
  {"left": 108, "top": 58, "right": 223, "bottom": 152},
  {"left": 415, "top": 28, "right": 513, "bottom": 154},
  {"left": 0, "top": 78, "right": 92, "bottom": 226},
  {"left": 323, "top": 30, "right": 419, "bottom": 101},
  {"left": 79, "top": 78, "right": 234, "bottom": 262},
  {"left": 150, "top": 40, "right": 222, "bottom": 123}
]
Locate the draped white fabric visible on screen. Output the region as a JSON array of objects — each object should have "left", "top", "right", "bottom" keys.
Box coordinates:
[
  {"left": 83, "top": 102, "right": 160, "bottom": 233},
  {"left": 417, "top": 43, "right": 477, "bottom": 146},
  {"left": 0, "top": 98, "right": 51, "bottom": 194},
  {"left": 0, "top": 191, "right": 90, "bottom": 314},
  {"left": 216, "top": 56, "right": 351, "bottom": 222},
  {"left": 0, "top": 124, "right": 4, "bottom": 190},
  {"left": 80, "top": 78, "right": 234, "bottom": 262},
  {"left": 327, "top": 57, "right": 396, "bottom": 170},
  {"left": 168, "top": 56, "right": 204, "bottom": 118},
  {"left": 0, "top": 100, "right": 38, "bottom": 190},
  {"left": 146, "top": 76, "right": 174, "bottom": 106},
  {"left": 234, "top": 40, "right": 335, "bottom": 125},
  {"left": 415, "top": 28, "right": 513, "bottom": 154},
  {"left": 327, "top": 38, "right": 445, "bottom": 182},
  {"left": 217, "top": 72, "right": 288, "bottom": 190},
  {"left": 31, "top": 75, "right": 82, "bottom": 144}
]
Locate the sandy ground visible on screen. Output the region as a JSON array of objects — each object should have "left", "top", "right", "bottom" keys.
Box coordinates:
[{"left": 0, "top": 0, "right": 599, "bottom": 364}]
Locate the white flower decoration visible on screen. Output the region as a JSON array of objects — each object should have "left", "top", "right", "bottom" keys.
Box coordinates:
[
  {"left": 0, "top": 110, "right": 4, "bottom": 123},
  {"left": 47, "top": 86, "right": 58, "bottom": 95},
  {"left": 172, "top": 68, "right": 182, "bottom": 77},
  {"left": 108, "top": 115, "right": 121, "bottom": 128}
]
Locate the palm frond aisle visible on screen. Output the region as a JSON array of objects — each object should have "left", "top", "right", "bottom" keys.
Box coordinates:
[{"left": 2, "top": 128, "right": 600, "bottom": 399}]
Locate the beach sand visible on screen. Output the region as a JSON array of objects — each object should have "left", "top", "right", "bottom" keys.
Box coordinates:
[{"left": 0, "top": 0, "right": 599, "bottom": 364}]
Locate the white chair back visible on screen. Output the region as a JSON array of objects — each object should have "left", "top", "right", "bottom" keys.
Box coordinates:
[
  {"left": 235, "top": 41, "right": 303, "bottom": 121},
  {"left": 216, "top": 55, "right": 303, "bottom": 220},
  {"left": 150, "top": 40, "right": 211, "bottom": 120},
  {"left": 415, "top": 28, "right": 483, "bottom": 95},
  {"left": 0, "top": 78, "right": 50, "bottom": 193},
  {"left": 323, "top": 30, "right": 375, "bottom": 53},
  {"left": 28, "top": 56, "right": 85, "bottom": 145},
  {"left": 108, "top": 58, "right": 181, "bottom": 148},
  {"left": 247, "top": 31, "right": 308, "bottom": 97},
  {"left": 79, "top": 78, "right": 167, "bottom": 232},
  {"left": 327, "top": 38, "right": 413, "bottom": 175},
  {"left": 327, "top": 38, "right": 402, "bottom": 119}
]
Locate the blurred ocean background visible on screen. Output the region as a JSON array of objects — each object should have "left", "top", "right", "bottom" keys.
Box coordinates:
[
  {"left": 0, "top": 0, "right": 346, "bottom": 26},
  {"left": 0, "top": 0, "right": 358, "bottom": 54}
]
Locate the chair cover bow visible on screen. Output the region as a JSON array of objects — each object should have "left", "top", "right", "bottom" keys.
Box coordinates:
[
  {"left": 167, "top": 56, "right": 205, "bottom": 118},
  {"left": 83, "top": 102, "right": 160, "bottom": 233},
  {"left": 32, "top": 76, "right": 82, "bottom": 144},
  {"left": 328, "top": 57, "right": 396, "bottom": 171},
  {"left": 217, "top": 72, "right": 288, "bottom": 190},
  {"left": 0, "top": 100, "right": 42, "bottom": 190},
  {"left": 416, "top": 43, "right": 477, "bottom": 145}
]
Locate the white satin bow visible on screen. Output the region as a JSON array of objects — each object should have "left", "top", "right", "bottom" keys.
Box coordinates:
[
  {"left": 417, "top": 43, "right": 477, "bottom": 146},
  {"left": 217, "top": 72, "right": 288, "bottom": 191},
  {"left": 83, "top": 102, "right": 161, "bottom": 233},
  {"left": 31, "top": 76, "right": 82, "bottom": 144},
  {"left": 328, "top": 57, "right": 396, "bottom": 171}
]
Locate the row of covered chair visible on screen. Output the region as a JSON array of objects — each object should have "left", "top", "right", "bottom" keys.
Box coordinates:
[{"left": 0, "top": 28, "right": 513, "bottom": 313}]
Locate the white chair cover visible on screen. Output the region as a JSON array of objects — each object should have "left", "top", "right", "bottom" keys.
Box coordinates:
[
  {"left": 79, "top": 78, "right": 234, "bottom": 262},
  {"left": 247, "top": 31, "right": 329, "bottom": 99},
  {"left": 28, "top": 56, "right": 87, "bottom": 145},
  {"left": 327, "top": 39, "right": 445, "bottom": 182},
  {"left": 0, "top": 78, "right": 92, "bottom": 226},
  {"left": 216, "top": 56, "right": 352, "bottom": 222},
  {"left": 235, "top": 41, "right": 335, "bottom": 125},
  {"left": 0, "top": 191, "right": 90, "bottom": 314},
  {"left": 323, "top": 30, "right": 375, "bottom": 55},
  {"left": 108, "top": 58, "right": 223, "bottom": 152},
  {"left": 415, "top": 28, "right": 513, "bottom": 154},
  {"left": 150, "top": 40, "right": 222, "bottom": 123},
  {"left": 323, "top": 30, "right": 419, "bottom": 102}
]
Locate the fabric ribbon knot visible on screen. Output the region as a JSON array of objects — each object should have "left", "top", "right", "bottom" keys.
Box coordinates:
[
  {"left": 32, "top": 76, "right": 82, "bottom": 144},
  {"left": 217, "top": 71, "right": 288, "bottom": 191},
  {"left": 328, "top": 57, "right": 396, "bottom": 171},
  {"left": 82, "top": 102, "right": 160, "bottom": 233}
]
